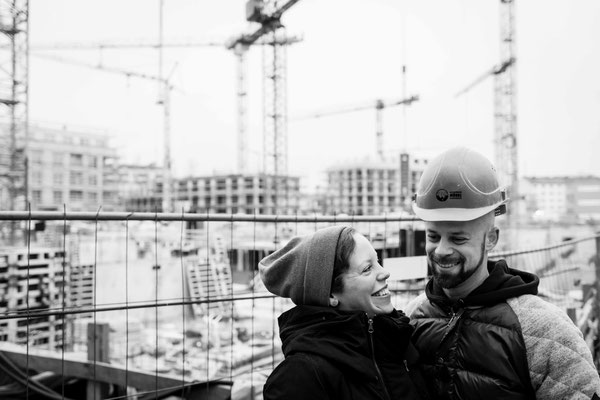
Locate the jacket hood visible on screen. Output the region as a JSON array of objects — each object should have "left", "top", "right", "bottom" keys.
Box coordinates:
[
  {"left": 426, "top": 259, "right": 539, "bottom": 307},
  {"left": 278, "top": 305, "right": 412, "bottom": 378}
]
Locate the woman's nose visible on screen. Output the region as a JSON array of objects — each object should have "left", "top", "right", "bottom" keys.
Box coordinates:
[{"left": 377, "top": 265, "right": 390, "bottom": 280}]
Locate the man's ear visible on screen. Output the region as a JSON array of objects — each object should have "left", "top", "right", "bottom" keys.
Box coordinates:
[
  {"left": 329, "top": 296, "right": 339, "bottom": 307},
  {"left": 486, "top": 227, "right": 499, "bottom": 251}
]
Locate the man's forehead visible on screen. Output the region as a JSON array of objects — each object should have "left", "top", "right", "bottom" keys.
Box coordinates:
[{"left": 425, "top": 220, "right": 479, "bottom": 234}]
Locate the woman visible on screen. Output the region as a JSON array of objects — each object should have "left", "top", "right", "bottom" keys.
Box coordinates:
[{"left": 259, "top": 225, "right": 430, "bottom": 400}]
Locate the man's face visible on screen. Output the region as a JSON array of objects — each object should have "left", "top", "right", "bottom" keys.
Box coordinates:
[{"left": 425, "top": 219, "right": 490, "bottom": 289}]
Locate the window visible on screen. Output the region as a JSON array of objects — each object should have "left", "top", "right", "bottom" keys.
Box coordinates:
[
  {"left": 70, "top": 171, "right": 83, "bottom": 185},
  {"left": 30, "top": 150, "right": 43, "bottom": 164},
  {"left": 88, "top": 156, "right": 98, "bottom": 168},
  {"left": 88, "top": 174, "right": 97, "bottom": 186},
  {"left": 32, "top": 171, "right": 42, "bottom": 185},
  {"left": 32, "top": 190, "right": 42, "bottom": 204},
  {"left": 53, "top": 191, "right": 63, "bottom": 204},
  {"left": 88, "top": 192, "right": 98, "bottom": 202},
  {"left": 52, "top": 152, "right": 64, "bottom": 166},
  {"left": 70, "top": 153, "right": 83, "bottom": 167},
  {"left": 53, "top": 172, "right": 63, "bottom": 185},
  {"left": 69, "top": 190, "right": 83, "bottom": 202}
]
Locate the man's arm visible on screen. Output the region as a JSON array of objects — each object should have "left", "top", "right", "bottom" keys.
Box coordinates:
[{"left": 508, "top": 295, "right": 600, "bottom": 399}]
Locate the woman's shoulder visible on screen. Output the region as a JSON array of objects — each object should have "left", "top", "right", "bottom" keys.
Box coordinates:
[{"left": 274, "top": 352, "right": 342, "bottom": 375}]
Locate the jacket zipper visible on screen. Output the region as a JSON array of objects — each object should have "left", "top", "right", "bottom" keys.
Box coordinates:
[
  {"left": 368, "top": 317, "right": 392, "bottom": 400},
  {"left": 440, "top": 305, "right": 465, "bottom": 345}
]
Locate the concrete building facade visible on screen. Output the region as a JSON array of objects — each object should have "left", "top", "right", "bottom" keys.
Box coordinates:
[
  {"left": 173, "top": 174, "right": 301, "bottom": 215},
  {"left": 522, "top": 176, "right": 600, "bottom": 223},
  {"left": 119, "top": 163, "right": 164, "bottom": 212},
  {"left": 325, "top": 153, "right": 427, "bottom": 215},
  {"left": 125, "top": 173, "right": 302, "bottom": 214},
  {"left": 27, "top": 125, "right": 119, "bottom": 211}
]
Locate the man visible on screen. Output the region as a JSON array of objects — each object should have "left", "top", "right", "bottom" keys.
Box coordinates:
[{"left": 405, "top": 147, "right": 600, "bottom": 399}]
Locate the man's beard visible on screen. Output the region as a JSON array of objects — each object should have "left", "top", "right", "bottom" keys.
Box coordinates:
[{"left": 428, "top": 239, "right": 486, "bottom": 289}]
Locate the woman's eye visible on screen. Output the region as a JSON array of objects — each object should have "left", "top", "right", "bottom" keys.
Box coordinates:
[
  {"left": 363, "top": 265, "right": 372, "bottom": 273},
  {"left": 427, "top": 235, "right": 439, "bottom": 242},
  {"left": 453, "top": 238, "right": 467, "bottom": 244}
]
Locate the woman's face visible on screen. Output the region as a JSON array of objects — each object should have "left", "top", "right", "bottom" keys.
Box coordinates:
[{"left": 332, "top": 233, "right": 393, "bottom": 317}]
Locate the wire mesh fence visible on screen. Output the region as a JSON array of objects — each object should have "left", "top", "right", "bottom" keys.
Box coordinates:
[{"left": 0, "top": 210, "right": 598, "bottom": 399}]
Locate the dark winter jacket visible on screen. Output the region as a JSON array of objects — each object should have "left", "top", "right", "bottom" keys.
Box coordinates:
[
  {"left": 263, "top": 305, "right": 430, "bottom": 400},
  {"left": 406, "top": 259, "right": 600, "bottom": 400}
]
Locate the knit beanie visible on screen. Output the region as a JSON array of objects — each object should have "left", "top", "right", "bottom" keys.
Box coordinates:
[{"left": 258, "top": 225, "right": 347, "bottom": 307}]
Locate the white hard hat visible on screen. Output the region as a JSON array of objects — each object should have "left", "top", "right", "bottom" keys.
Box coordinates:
[{"left": 412, "top": 147, "right": 508, "bottom": 221}]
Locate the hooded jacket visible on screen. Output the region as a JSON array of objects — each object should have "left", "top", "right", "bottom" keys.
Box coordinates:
[
  {"left": 263, "top": 305, "right": 429, "bottom": 400},
  {"left": 406, "top": 259, "right": 600, "bottom": 400}
]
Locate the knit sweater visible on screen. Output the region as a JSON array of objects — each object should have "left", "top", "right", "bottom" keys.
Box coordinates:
[{"left": 405, "top": 260, "right": 600, "bottom": 399}]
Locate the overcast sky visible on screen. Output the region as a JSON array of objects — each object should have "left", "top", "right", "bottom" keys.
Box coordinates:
[{"left": 28, "top": 0, "right": 600, "bottom": 189}]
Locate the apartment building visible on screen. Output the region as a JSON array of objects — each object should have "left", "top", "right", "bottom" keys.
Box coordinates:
[
  {"left": 27, "top": 125, "right": 119, "bottom": 211},
  {"left": 325, "top": 153, "right": 427, "bottom": 215},
  {"left": 173, "top": 173, "right": 301, "bottom": 215},
  {"left": 123, "top": 173, "right": 302, "bottom": 214},
  {"left": 119, "top": 163, "right": 164, "bottom": 211},
  {"left": 522, "top": 176, "right": 600, "bottom": 222}
]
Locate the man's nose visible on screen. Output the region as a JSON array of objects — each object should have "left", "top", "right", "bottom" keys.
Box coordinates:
[{"left": 434, "top": 239, "right": 454, "bottom": 256}]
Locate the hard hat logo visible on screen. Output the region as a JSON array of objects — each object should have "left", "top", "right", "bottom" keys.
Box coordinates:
[
  {"left": 436, "top": 189, "right": 449, "bottom": 202},
  {"left": 412, "top": 147, "right": 508, "bottom": 222}
]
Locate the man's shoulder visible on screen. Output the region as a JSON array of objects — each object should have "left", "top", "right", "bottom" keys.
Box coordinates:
[
  {"left": 506, "top": 294, "right": 578, "bottom": 337},
  {"left": 405, "top": 292, "right": 428, "bottom": 317}
]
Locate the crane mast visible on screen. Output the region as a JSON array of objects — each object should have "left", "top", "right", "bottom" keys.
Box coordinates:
[
  {"left": 0, "top": 0, "right": 28, "bottom": 244},
  {"left": 453, "top": 1, "right": 518, "bottom": 247},
  {"left": 262, "top": 21, "right": 288, "bottom": 213},
  {"left": 495, "top": 0, "right": 518, "bottom": 241},
  {"left": 228, "top": 0, "right": 300, "bottom": 214}
]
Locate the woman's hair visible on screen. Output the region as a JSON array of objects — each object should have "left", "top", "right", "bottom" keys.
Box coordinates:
[{"left": 331, "top": 226, "right": 357, "bottom": 293}]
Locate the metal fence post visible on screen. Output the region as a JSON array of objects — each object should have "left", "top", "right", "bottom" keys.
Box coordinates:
[
  {"left": 594, "top": 234, "right": 600, "bottom": 368},
  {"left": 87, "top": 322, "right": 110, "bottom": 399}
]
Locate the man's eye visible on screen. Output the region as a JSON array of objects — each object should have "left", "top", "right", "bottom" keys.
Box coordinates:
[
  {"left": 363, "top": 265, "right": 372, "bottom": 273},
  {"left": 453, "top": 238, "right": 467, "bottom": 244},
  {"left": 427, "top": 235, "right": 439, "bottom": 242}
]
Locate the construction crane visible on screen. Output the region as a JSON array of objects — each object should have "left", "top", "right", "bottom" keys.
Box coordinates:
[
  {"left": 455, "top": 0, "right": 517, "bottom": 246},
  {"left": 0, "top": 0, "right": 28, "bottom": 245},
  {"left": 292, "top": 95, "right": 419, "bottom": 160},
  {"left": 31, "top": 39, "right": 226, "bottom": 213},
  {"left": 227, "top": 0, "right": 301, "bottom": 214},
  {"left": 32, "top": 53, "right": 177, "bottom": 212}
]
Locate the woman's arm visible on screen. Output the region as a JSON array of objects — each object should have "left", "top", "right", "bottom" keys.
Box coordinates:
[{"left": 263, "top": 354, "right": 335, "bottom": 400}]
